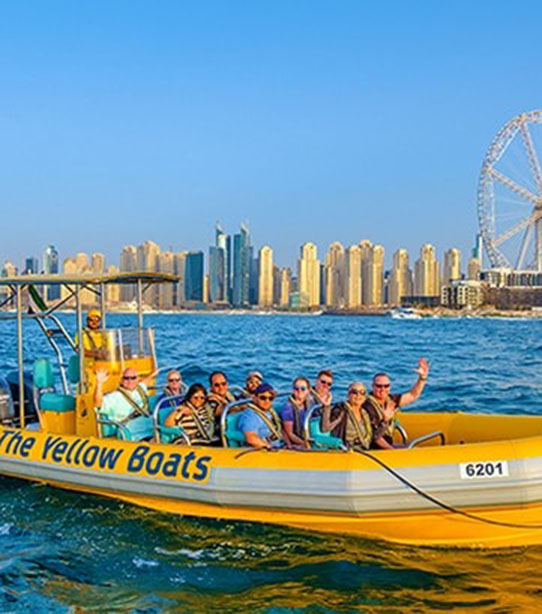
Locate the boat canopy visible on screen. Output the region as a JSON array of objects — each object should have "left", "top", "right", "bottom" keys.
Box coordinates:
[
  {"left": 0, "top": 271, "right": 179, "bottom": 286},
  {"left": 0, "top": 272, "right": 177, "bottom": 428}
]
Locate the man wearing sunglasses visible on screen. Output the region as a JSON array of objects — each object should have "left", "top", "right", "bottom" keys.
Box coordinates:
[
  {"left": 363, "top": 358, "right": 430, "bottom": 450},
  {"left": 75, "top": 309, "right": 108, "bottom": 361},
  {"left": 207, "top": 371, "right": 238, "bottom": 438},
  {"left": 238, "top": 383, "right": 283, "bottom": 449},
  {"left": 94, "top": 367, "right": 158, "bottom": 437},
  {"left": 311, "top": 370, "right": 333, "bottom": 407}
]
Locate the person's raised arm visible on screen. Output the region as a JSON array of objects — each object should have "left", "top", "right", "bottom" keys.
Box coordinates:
[
  {"left": 94, "top": 368, "right": 109, "bottom": 409},
  {"left": 321, "top": 404, "right": 342, "bottom": 433},
  {"left": 399, "top": 358, "right": 429, "bottom": 407},
  {"left": 141, "top": 368, "right": 160, "bottom": 388}
]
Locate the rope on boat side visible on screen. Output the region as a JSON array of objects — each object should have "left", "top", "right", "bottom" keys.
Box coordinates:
[{"left": 353, "top": 448, "right": 542, "bottom": 531}]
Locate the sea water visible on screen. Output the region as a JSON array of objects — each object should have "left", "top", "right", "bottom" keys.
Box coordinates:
[{"left": 0, "top": 313, "right": 541, "bottom": 612}]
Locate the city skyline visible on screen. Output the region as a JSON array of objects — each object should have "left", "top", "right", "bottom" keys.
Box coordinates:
[
  {"left": 2, "top": 3, "right": 542, "bottom": 269},
  {"left": 1, "top": 222, "right": 483, "bottom": 310}
]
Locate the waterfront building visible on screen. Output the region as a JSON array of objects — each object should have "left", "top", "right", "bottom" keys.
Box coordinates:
[
  {"left": 358, "top": 239, "right": 372, "bottom": 305},
  {"left": 443, "top": 248, "right": 462, "bottom": 286},
  {"left": 472, "top": 233, "right": 483, "bottom": 266},
  {"left": 414, "top": 244, "right": 440, "bottom": 297},
  {"left": 388, "top": 248, "right": 413, "bottom": 307},
  {"left": 43, "top": 245, "right": 60, "bottom": 301},
  {"left": 137, "top": 240, "right": 161, "bottom": 305},
  {"left": 209, "top": 222, "right": 231, "bottom": 303},
  {"left": 120, "top": 245, "right": 137, "bottom": 302},
  {"left": 61, "top": 256, "right": 94, "bottom": 306},
  {"left": 271, "top": 266, "right": 280, "bottom": 306},
  {"left": 363, "top": 244, "right": 385, "bottom": 306},
  {"left": 345, "top": 245, "right": 362, "bottom": 308},
  {"left": 203, "top": 274, "right": 210, "bottom": 304},
  {"left": 209, "top": 246, "right": 225, "bottom": 303},
  {"left": 289, "top": 290, "right": 309, "bottom": 310},
  {"left": 468, "top": 257, "right": 480, "bottom": 281},
  {"left": 2, "top": 261, "right": 17, "bottom": 277},
  {"left": 217, "top": 223, "right": 232, "bottom": 301},
  {"left": 325, "top": 242, "right": 345, "bottom": 308},
  {"left": 441, "top": 280, "right": 483, "bottom": 309},
  {"left": 91, "top": 253, "right": 106, "bottom": 274},
  {"left": 279, "top": 268, "right": 292, "bottom": 307},
  {"left": 298, "top": 242, "right": 320, "bottom": 307},
  {"left": 75, "top": 252, "right": 89, "bottom": 272},
  {"left": 185, "top": 251, "right": 204, "bottom": 302},
  {"left": 249, "top": 246, "right": 258, "bottom": 305},
  {"left": 24, "top": 257, "right": 39, "bottom": 275},
  {"left": 106, "top": 265, "right": 121, "bottom": 304},
  {"left": 232, "top": 223, "right": 250, "bottom": 307},
  {"left": 137, "top": 240, "right": 160, "bottom": 271},
  {"left": 157, "top": 251, "right": 175, "bottom": 309},
  {"left": 174, "top": 252, "right": 187, "bottom": 306},
  {"left": 258, "top": 246, "right": 274, "bottom": 308}
]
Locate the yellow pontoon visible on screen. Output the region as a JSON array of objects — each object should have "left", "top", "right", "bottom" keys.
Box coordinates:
[{"left": 0, "top": 273, "right": 541, "bottom": 549}]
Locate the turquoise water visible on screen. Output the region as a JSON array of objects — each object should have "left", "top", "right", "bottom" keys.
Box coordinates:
[{"left": 0, "top": 313, "right": 541, "bottom": 612}]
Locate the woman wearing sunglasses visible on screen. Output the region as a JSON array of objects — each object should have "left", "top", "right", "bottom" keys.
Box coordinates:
[
  {"left": 280, "top": 377, "right": 312, "bottom": 449},
  {"left": 238, "top": 383, "right": 283, "bottom": 449},
  {"left": 321, "top": 382, "right": 372, "bottom": 449},
  {"left": 165, "top": 383, "right": 218, "bottom": 446},
  {"left": 156, "top": 370, "right": 184, "bottom": 410}
]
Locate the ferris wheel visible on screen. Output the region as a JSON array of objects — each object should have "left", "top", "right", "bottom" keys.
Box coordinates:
[{"left": 477, "top": 110, "right": 542, "bottom": 271}]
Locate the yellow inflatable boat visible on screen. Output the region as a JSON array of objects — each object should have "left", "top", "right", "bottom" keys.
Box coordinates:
[{"left": 0, "top": 273, "right": 540, "bottom": 549}]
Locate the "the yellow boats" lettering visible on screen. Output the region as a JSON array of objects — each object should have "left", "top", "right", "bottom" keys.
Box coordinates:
[{"left": 0, "top": 430, "right": 211, "bottom": 483}]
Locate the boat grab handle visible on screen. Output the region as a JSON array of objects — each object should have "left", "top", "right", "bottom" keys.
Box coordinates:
[{"left": 407, "top": 431, "right": 445, "bottom": 448}]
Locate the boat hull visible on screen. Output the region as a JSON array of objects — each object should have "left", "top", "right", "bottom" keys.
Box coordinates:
[{"left": 1, "top": 418, "right": 542, "bottom": 548}]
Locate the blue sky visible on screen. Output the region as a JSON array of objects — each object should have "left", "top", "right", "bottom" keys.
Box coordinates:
[{"left": 1, "top": 0, "right": 542, "bottom": 269}]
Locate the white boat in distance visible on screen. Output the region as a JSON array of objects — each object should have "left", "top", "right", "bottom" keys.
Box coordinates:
[{"left": 389, "top": 307, "right": 422, "bottom": 320}]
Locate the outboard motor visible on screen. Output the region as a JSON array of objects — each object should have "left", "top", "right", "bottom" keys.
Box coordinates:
[
  {"left": 5, "top": 371, "right": 35, "bottom": 425},
  {"left": 0, "top": 376, "right": 15, "bottom": 425}
]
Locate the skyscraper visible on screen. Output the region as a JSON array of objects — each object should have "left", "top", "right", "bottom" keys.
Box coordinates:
[
  {"left": 185, "top": 251, "right": 204, "bottom": 301},
  {"left": 209, "top": 246, "right": 225, "bottom": 303},
  {"left": 345, "top": 245, "right": 362, "bottom": 308},
  {"left": 209, "top": 222, "right": 231, "bottom": 303},
  {"left": 91, "top": 253, "right": 106, "bottom": 274},
  {"left": 363, "top": 244, "right": 385, "bottom": 306},
  {"left": 443, "top": 248, "right": 462, "bottom": 286},
  {"left": 325, "top": 242, "right": 345, "bottom": 308},
  {"left": 472, "top": 233, "right": 483, "bottom": 266},
  {"left": 158, "top": 251, "right": 175, "bottom": 309},
  {"left": 258, "top": 246, "right": 273, "bottom": 307},
  {"left": 24, "top": 257, "right": 39, "bottom": 274},
  {"left": 415, "top": 244, "right": 440, "bottom": 297},
  {"left": 174, "top": 252, "right": 187, "bottom": 306},
  {"left": 359, "top": 239, "right": 372, "bottom": 305},
  {"left": 279, "top": 268, "right": 292, "bottom": 307},
  {"left": 389, "top": 248, "right": 413, "bottom": 306},
  {"left": 298, "top": 242, "right": 320, "bottom": 307},
  {"left": 120, "top": 245, "right": 137, "bottom": 302},
  {"left": 43, "top": 245, "right": 60, "bottom": 300},
  {"left": 232, "top": 223, "right": 250, "bottom": 307}
]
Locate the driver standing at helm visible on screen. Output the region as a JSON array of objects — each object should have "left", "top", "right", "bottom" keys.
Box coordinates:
[
  {"left": 363, "top": 358, "right": 430, "bottom": 449},
  {"left": 75, "top": 308, "right": 108, "bottom": 361}
]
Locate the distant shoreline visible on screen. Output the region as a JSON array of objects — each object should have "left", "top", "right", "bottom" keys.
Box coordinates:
[{"left": 3, "top": 306, "right": 541, "bottom": 319}]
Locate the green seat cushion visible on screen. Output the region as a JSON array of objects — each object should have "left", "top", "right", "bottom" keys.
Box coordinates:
[
  {"left": 226, "top": 412, "right": 246, "bottom": 447},
  {"left": 40, "top": 392, "right": 76, "bottom": 412}
]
